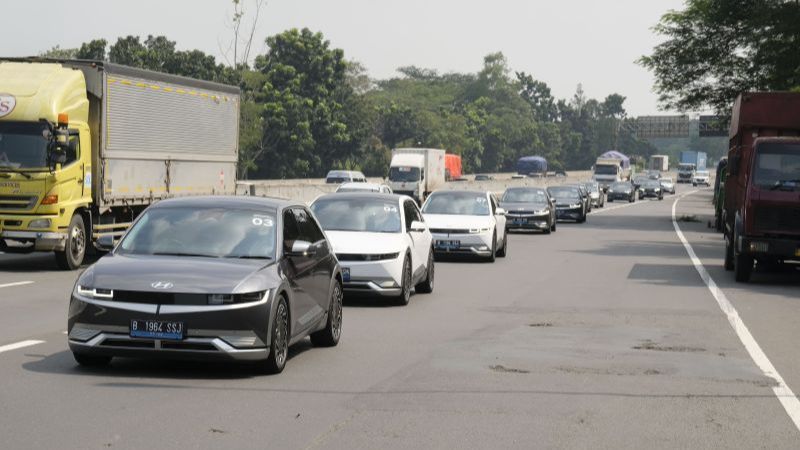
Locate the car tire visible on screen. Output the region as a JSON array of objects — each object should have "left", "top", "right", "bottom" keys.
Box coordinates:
[
  {"left": 73, "top": 353, "right": 111, "bottom": 367},
  {"left": 395, "top": 256, "right": 412, "bottom": 305},
  {"left": 488, "top": 233, "right": 497, "bottom": 263},
  {"left": 497, "top": 233, "right": 507, "bottom": 257},
  {"left": 551, "top": 220, "right": 557, "bottom": 232},
  {"left": 262, "top": 296, "right": 289, "bottom": 374},
  {"left": 415, "top": 250, "right": 435, "bottom": 294},
  {"left": 55, "top": 214, "right": 86, "bottom": 270},
  {"left": 311, "top": 280, "right": 343, "bottom": 347}
]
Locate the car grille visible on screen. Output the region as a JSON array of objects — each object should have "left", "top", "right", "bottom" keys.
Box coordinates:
[
  {"left": 429, "top": 228, "right": 471, "bottom": 234},
  {"left": 507, "top": 211, "right": 536, "bottom": 216},
  {"left": 0, "top": 195, "right": 37, "bottom": 210},
  {"left": 754, "top": 207, "right": 800, "bottom": 235},
  {"left": 113, "top": 291, "right": 207, "bottom": 305}
]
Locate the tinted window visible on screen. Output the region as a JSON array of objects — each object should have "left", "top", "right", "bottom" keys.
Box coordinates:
[
  {"left": 389, "top": 167, "right": 421, "bottom": 182},
  {"left": 754, "top": 143, "right": 800, "bottom": 189},
  {"left": 0, "top": 121, "right": 49, "bottom": 169},
  {"left": 548, "top": 187, "right": 580, "bottom": 200},
  {"left": 118, "top": 207, "right": 276, "bottom": 259},
  {"left": 502, "top": 188, "right": 548, "bottom": 203},
  {"left": 293, "top": 208, "right": 325, "bottom": 243},
  {"left": 311, "top": 197, "right": 402, "bottom": 233},
  {"left": 422, "top": 192, "right": 490, "bottom": 216}
]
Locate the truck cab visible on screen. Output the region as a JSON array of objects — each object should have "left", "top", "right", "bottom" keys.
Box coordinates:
[
  {"left": 677, "top": 163, "right": 695, "bottom": 183},
  {"left": 592, "top": 158, "right": 625, "bottom": 191},
  {"left": 0, "top": 62, "right": 92, "bottom": 268},
  {"left": 388, "top": 148, "right": 446, "bottom": 204}
]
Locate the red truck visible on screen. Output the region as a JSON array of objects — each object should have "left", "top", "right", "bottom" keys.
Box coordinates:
[
  {"left": 445, "top": 153, "right": 462, "bottom": 181},
  {"left": 723, "top": 92, "right": 800, "bottom": 282}
]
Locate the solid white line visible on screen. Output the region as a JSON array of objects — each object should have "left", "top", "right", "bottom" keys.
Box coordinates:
[
  {"left": 672, "top": 191, "right": 800, "bottom": 432},
  {"left": 0, "top": 340, "right": 45, "bottom": 354},
  {"left": 0, "top": 281, "right": 34, "bottom": 289}
]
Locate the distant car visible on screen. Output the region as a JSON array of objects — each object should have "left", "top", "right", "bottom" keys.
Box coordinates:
[
  {"left": 421, "top": 190, "right": 508, "bottom": 262},
  {"left": 474, "top": 174, "right": 494, "bottom": 181},
  {"left": 693, "top": 170, "right": 710, "bottom": 187},
  {"left": 640, "top": 180, "right": 664, "bottom": 200},
  {"left": 499, "top": 187, "right": 557, "bottom": 234},
  {"left": 68, "top": 196, "right": 343, "bottom": 374},
  {"left": 585, "top": 181, "right": 605, "bottom": 208},
  {"left": 565, "top": 183, "right": 592, "bottom": 212},
  {"left": 660, "top": 177, "right": 676, "bottom": 194},
  {"left": 335, "top": 182, "right": 392, "bottom": 194},
  {"left": 647, "top": 170, "right": 662, "bottom": 180},
  {"left": 325, "top": 170, "right": 367, "bottom": 184},
  {"left": 547, "top": 186, "right": 587, "bottom": 223},
  {"left": 310, "top": 193, "right": 434, "bottom": 306},
  {"left": 606, "top": 181, "right": 636, "bottom": 203},
  {"left": 555, "top": 170, "right": 567, "bottom": 177},
  {"left": 632, "top": 175, "right": 649, "bottom": 190}
]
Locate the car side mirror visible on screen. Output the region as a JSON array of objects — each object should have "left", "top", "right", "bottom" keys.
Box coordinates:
[
  {"left": 409, "top": 220, "right": 426, "bottom": 233},
  {"left": 496, "top": 207, "right": 507, "bottom": 216},
  {"left": 96, "top": 234, "right": 115, "bottom": 252},
  {"left": 287, "top": 240, "right": 316, "bottom": 257}
]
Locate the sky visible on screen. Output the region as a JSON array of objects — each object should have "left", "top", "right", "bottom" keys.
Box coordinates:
[{"left": 0, "top": 0, "right": 686, "bottom": 116}]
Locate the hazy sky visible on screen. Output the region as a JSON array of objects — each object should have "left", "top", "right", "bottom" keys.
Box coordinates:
[{"left": 0, "top": 0, "right": 686, "bottom": 116}]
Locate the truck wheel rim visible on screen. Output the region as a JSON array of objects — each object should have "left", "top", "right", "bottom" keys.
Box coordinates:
[{"left": 71, "top": 226, "right": 85, "bottom": 259}]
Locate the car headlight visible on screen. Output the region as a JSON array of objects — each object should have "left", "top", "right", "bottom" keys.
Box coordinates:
[
  {"left": 534, "top": 209, "right": 549, "bottom": 215},
  {"left": 76, "top": 285, "right": 114, "bottom": 299},
  {"left": 363, "top": 252, "right": 400, "bottom": 261},
  {"left": 208, "top": 290, "right": 268, "bottom": 305},
  {"left": 28, "top": 219, "right": 52, "bottom": 229},
  {"left": 469, "top": 228, "right": 491, "bottom": 234},
  {"left": 569, "top": 203, "right": 582, "bottom": 209}
]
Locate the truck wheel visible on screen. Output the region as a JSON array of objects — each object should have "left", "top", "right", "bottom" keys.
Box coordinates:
[{"left": 55, "top": 215, "right": 86, "bottom": 270}]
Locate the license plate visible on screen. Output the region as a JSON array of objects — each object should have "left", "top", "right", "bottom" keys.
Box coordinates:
[
  {"left": 130, "top": 319, "right": 185, "bottom": 340},
  {"left": 513, "top": 218, "right": 527, "bottom": 225},
  {"left": 435, "top": 240, "right": 461, "bottom": 250},
  {"left": 342, "top": 267, "right": 351, "bottom": 282}
]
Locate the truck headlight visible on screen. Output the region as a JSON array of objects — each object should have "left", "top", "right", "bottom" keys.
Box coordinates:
[{"left": 29, "top": 219, "right": 51, "bottom": 229}]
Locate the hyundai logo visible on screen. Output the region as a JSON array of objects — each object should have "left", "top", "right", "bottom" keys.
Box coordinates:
[{"left": 151, "top": 281, "right": 174, "bottom": 290}]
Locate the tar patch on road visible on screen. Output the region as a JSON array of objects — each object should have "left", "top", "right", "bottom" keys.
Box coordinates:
[
  {"left": 632, "top": 339, "right": 705, "bottom": 353},
  {"left": 489, "top": 364, "right": 530, "bottom": 374}
]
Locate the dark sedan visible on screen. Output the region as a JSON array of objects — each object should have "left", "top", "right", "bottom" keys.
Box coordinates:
[
  {"left": 500, "top": 187, "right": 557, "bottom": 234},
  {"left": 68, "top": 196, "right": 343, "bottom": 374},
  {"left": 606, "top": 181, "right": 636, "bottom": 203},
  {"left": 640, "top": 180, "right": 664, "bottom": 200},
  {"left": 547, "top": 186, "right": 587, "bottom": 223}
]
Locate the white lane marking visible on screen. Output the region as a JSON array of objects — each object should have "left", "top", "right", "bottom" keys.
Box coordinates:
[
  {"left": 672, "top": 192, "right": 800, "bottom": 432},
  {"left": 0, "top": 340, "right": 45, "bottom": 354},
  {"left": 0, "top": 281, "right": 34, "bottom": 289}
]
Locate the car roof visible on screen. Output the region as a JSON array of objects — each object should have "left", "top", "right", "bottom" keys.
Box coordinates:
[
  {"left": 314, "top": 192, "right": 406, "bottom": 203},
  {"left": 152, "top": 195, "right": 297, "bottom": 212},
  {"left": 338, "top": 182, "right": 385, "bottom": 189},
  {"left": 429, "top": 189, "right": 490, "bottom": 197}
]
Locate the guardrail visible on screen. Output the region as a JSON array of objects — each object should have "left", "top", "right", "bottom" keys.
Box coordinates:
[{"left": 237, "top": 171, "right": 594, "bottom": 204}]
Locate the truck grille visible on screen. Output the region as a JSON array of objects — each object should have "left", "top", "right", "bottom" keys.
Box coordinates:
[
  {"left": 0, "top": 195, "right": 37, "bottom": 210},
  {"left": 754, "top": 207, "right": 800, "bottom": 235}
]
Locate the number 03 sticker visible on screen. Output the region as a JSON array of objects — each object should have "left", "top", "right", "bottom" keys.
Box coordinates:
[{"left": 252, "top": 215, "right": 274, "bottom": 227}]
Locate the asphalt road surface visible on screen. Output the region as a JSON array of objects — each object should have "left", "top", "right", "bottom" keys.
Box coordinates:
[{"left": 1, "top": 185, "right": 799, "bottom": 449}]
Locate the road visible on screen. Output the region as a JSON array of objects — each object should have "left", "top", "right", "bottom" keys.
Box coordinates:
[{"left": 0, "top": 185, "right": 798, "bottom": 449}]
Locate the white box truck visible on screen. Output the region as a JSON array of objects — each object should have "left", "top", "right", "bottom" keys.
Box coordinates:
[
  {"left": 649, "top": 155, "right": 669, "bottom": 172},
  {"left": 592, "top": 157, "right": 630, "bottom": 191},
  {"left": 388, "top": 148, "right": 446, "bottom": 203}
]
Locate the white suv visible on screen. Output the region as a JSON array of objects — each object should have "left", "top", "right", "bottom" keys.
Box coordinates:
[{"left": 693, "top": 170, "right": 710, "bottom": 187}]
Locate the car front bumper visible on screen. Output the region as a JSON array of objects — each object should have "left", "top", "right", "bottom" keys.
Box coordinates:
[
  {"left": 555, "top": 207, "right": 583, "bottom": 220},
  {"left": 67, "top": 291, "right": 272, "bottom": 362},
  {"left": 506, "top": 214, "right": 550, "bottom": 230},
  {"left": 431, "top": 231, "right": 494, "bottom": 256},
  {"left": 607, "top": 192, "right": 632, "bottom": 200},
  {"left": 339, "top": 257, "right": 404, "bottom": 296}
]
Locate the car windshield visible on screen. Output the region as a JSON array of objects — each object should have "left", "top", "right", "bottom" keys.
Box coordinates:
[
  {"left": 644, "top": 180, "right": 661, "bottom": 188},
  {"left": 117, "top": 207, "right": 277, "bottom": 259},
  {"left": 326, "top": 177, "right": 349, "bottom": 184},
  {"left": 594, "top": 164, "right": 619, "bottom": 175},
  {"left": 548, "top": 187, "right": 580, "bottom": 201},
  {"left": 338, "top": 186, "right": 380, "bottom": 193},
  {"left": 422, "top": 192, "right": 490, "bottom": 216},
  {"left": 661, "top": 178, "right": 673, "bottom": 183},
  {"left": 389, "top": 166, "right": 421, "bottom": 182},
  {"left": 0, "top": 121, "right": 50, "bottom": 170},
  {"left": 610, "top": 182, "right": 631, "bottom": 190},
  {"left": 502, "top": 188, "right": 548, "bottom": 203},
  {"left": 754, "top": 143, "right": 800, "bottom": 190},
  {"left": 311, "top": 198, "right": 401, "bottom": 233}
]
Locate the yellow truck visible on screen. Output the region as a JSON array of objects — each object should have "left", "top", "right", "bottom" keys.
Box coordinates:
[{"left": 0, "top": 59, "right": 240, "bottom": 269}]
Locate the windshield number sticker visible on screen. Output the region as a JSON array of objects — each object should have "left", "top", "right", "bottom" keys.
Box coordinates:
[
  {"left": 252, "top": 215, "right": 274, "bottom": 227},
  {"left": 384, "top": 205, "right": 398, "bottom": 212}
]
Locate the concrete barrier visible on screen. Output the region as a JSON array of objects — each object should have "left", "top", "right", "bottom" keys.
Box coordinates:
[{"left": 237, "top": 171, "right": 594, "bottom": 204}]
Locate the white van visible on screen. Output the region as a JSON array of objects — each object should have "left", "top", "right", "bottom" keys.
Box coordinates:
[{"left": 325, "top": 170, "right": 367, "bottom": 184}]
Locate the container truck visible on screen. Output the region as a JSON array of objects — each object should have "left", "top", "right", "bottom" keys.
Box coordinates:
[
  {"left": 0, "top": 58, "right": 240, "bottom": 269},
  {"left": 649, "top": 155, "right": 669, "bottom": 172},
  {"left": 723, "top": 92, "right": 800, "bottom": 282},
  {"left": 592, "top": 154, "right": 631, "bottom": 191},
  {"left": 444, "top": 153, "right": 462, "bottom": 181},
  {"left": 388, "top": 148, "right": 446, "bottom": 203},
  {"left": 677, "top": 150, "right": 707, "bottom": 183}
]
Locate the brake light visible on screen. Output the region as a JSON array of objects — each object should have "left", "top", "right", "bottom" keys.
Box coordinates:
[{"left": 41, "top": 195, "right": 58, "bottom": 205}]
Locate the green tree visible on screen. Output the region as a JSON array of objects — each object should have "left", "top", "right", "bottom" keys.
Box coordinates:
[
  {"left": 640, "top": 0, "right": 800, "bottom": 113},
  {"left": 39, "top": 46, "right": 77, "bottom": 59}
]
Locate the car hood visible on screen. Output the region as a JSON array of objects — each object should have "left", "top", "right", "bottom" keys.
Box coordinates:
[
  {"left": 79, "top": 254, "right": 276, "bottom": 294},
  {"left": 422, "top": 214, "right": 493, "bottom": 229},
  {"left": 324, "top": 231, "right": 406, "bottom": 254},
  {"left": 499, "top": 202, "right": 550, "bottom": 212}
]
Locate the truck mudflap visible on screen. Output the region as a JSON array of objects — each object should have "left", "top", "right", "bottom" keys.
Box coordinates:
[
  {"left": 1, "top": 230, "right": 67, "bottom": 252},
  {"left": 739, "top": 235, "right": 800, "bottom": 260}
]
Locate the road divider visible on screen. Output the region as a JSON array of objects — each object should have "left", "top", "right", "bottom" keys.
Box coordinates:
[
  {"left": 0, "top": 340, "right": 45, "bottom": 354},
  {"left": 672, "top": 191, "right": 800, "bottom": 432},
  {"left": 0, "top": 281, "right": 34, "bottom": 289}
]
